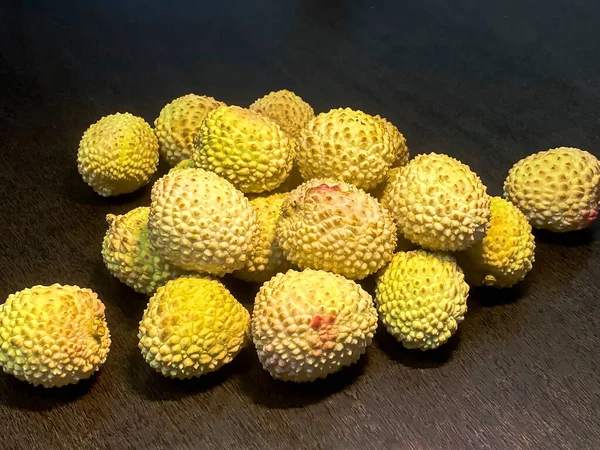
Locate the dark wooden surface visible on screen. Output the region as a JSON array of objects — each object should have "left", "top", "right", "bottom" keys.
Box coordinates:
[{"left": 1, "top": 1, "right": 599, "bottom": 449}]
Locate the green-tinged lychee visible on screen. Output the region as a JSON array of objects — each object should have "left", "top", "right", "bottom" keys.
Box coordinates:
[
  {"left": 102, "top": 206, "right": 189, "bottom": 295},
  {"left": 376, "top": 250, "right": 468, "bottom": 351},
  {"left": 138, "top": 276, "right": 250, "bottom": 379},
  {"left": 0, "top": 284, "right": 111, "bottom": 387},
  {"left": 77, "top": 112, "right": 159, "bottom": 196}
]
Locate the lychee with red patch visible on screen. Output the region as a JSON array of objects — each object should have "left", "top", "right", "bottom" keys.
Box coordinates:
[
  {"left": 251, "top": 269, "right": 378, "bottom": 382},
  {"left": 277, "top": 178, "right": 397, "bottom": 279}
]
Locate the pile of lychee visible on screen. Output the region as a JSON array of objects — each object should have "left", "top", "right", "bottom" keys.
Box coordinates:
[{"left": 1, "top": 89, "right": 598, "bottom": 388}]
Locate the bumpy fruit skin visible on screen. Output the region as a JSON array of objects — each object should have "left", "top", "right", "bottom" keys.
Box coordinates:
[
  {"left": 0, "top": 284, "right": 111, "bottom": 387},
  {"left": 252, "top": 269, "right": 378, "bottom": 382},
  {"left": 102, "top": 207, "right": 188, "bottom": 295},
  {"left": 169, "top": 158, "right": 195, "bottom": 173},
  {"left": 148, "top": 168, "right": 260, "bottom": 276},
  {"left": 382, "top": 153, "right": 491, "bottom": 251},
  {"left": 77, "top": 112, "right": 159, "bottom": 196},
  {"left": 375, "top": 115, "right": 409, "bottom": 168},
  {"left": 277, "top": 179, "right": 397, "bottom": 280},
  {"left": 297, "top": 108, "right": 396, "bottom": 190},
  {"left": 193, "top": 105, "right": 295, "bottom": 193},
  {"left": 249, "top": 89, "right": 314, "bottom": 137},
  {"left": 154, "top": 94, "right": 224, "bottom": 166},
  {"left": 376, "top": 251, "right": 468, "bottom": 351},
  {"left": 504, "top": 147, "right": 600, "bottom": 232},
  {"left": 456, "top": 197, "right": 535, "bottom": 288},
  {"left": 138, "top": 277, "right": 250, "bottom": 379},
  {"left": 233, "top": 193, "right": 292, "bottom": 283}
]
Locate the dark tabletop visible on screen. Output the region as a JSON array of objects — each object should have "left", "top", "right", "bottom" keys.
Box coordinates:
[{"left": 1, "top": 1, "right": 599, "bottom": 449}]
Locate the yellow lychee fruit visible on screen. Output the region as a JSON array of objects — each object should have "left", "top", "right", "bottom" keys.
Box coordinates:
[
  {"left": 138, "top": 276, "right": 250, "bottom": 379},
  {"left": 373, "top": 167, "right": 417, "bottom": 253},
  {"left": 0, "top": 284, "right": 111, "bottom": 387},
  {"left": 456, "top": 197, "right": 535, "bottom": 288},
  {"left": 148, "top": 168, "right": 260, "bottom": 276},
  {"left": 154, "top": 94, "right": 224, "bottom": 166},
  {"left": 77, "top": 112, "right": 159, "bottom": 196},
  {"left": 233, "top": 193, "right": 292, "bottom": 283},
  {"left": 102, "top": 207, "right": 188, "bottom": 295},
  {"left": 504, "top": 147, "right": 600, "bottom": 232},
  {"left": 193, "top": 105, "right": 295, "bottom": 193},
  {"left": 297, "top": 108, "right": 397, "bottom": 190},
  {"left": 381, "top": 153, "right": 491, "bottom": 251},
  {"left": 277, "top": 178, "right": 397, "bottom": 280},
  {"left": 375, "top": 250, "right": 469, "bottom": 351},
  {"left": 249, "top": 89, "right": 314, "bottom": 137},
  {"left": 252, "top": 269, "right": 378, "bottom": 382}
]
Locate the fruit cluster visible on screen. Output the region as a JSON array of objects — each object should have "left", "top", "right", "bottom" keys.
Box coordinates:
[{"left": 1, "top": 90, "right": 599, "bottom": 388}]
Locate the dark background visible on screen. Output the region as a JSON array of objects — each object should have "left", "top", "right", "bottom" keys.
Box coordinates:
[{"left": 1, "top": 1, "right": 599, "bottom": 449}]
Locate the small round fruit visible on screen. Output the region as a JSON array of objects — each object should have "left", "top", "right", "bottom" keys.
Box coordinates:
[
  {"left": 102, "top": 207, "right": 188, "bottom": 295},
  {"left": 456, "top": 197, "right": 535, "bottom": 288},
  {"left": 193, "top": 105, "right": 295, "bottom": 193},
  {"left": 382, "top": 153, "right": 491, "bottom": 251},
  {"left": 277, "top": 179, "right": 397, "bottom": 280},
  {"left": 249, "top": 89, "right": 314, "bottom": 137},
  {"left": 77, "top": 112, "right": 159, "bottom": 196},
  {"left": 297, "top": 108, "right": 396, "bottom": 190},
  {"left": 252, "top": 269, "right": 378, "bottom": 382},
  {"left": 148, "top": 168, "right": 260, "bottom": 275},
  {"left": 0, "top": 284, "right": 111, "bottom": 387},
  {"left": 233, "top": 193, "right": 292, "bottom": 283},
  {"left": 154, "top": 94, "right": 224, "bottom": 166},
  {"left": 504, "top": 147, "right": 600, "bottom": 232},
  {"left": 138, "top": 276, "right": 250, "bottom": 379},
  {"left": 375, "top": 250, "right": 469, "bottom": 351}
]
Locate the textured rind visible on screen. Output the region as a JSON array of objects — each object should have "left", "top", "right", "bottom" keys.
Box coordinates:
[
  {"left": 138, "top": 276, "right": 250, "bottom": 379},
  {"left": 456, "top": 197, "right": 535, "bottom": 288},
  {"left": 233, "top": 193, "right": 293, "bottom": 283},
  {"left": 101, "top": 207, "right": 189, "bottom": 295},
  {"left": 252, "top": 269, "right": 378, "bottom": 382},
  {"left": 381, "top": 153, "right": 491, "bottom": 251},
  {"left": 154, "top": 94, "right": 224, "bottom": 166},
  {"left": 169, "top": 159, "right": 196, "bottom": 173},
  {"left": 249, "top": 89, "right": 314, "bottom": 137},
  {"left": 374, "top": 115, "right": 409, "bottom": 168},
  {"left": 296, "top": 108, "right": 396, "bottom": 190},
  {"left": 277, "top": 178, "right": 397, "bottom": 280},
  {"left": 373, "top": 168, "right": 417, "bottom": 251},
  {"left": 375, "top": 250, "right": 469, "bottom": 351},
  {"left": 148, "top": 168, "right": 260, "bottom": 275},
  {"left": 0, "top": 284, "right": 111, "bottom": 387},
  {"left": 504, "top": 147, "right": 600, "bottom": 232},
  {"left": 77, "top": 112, "right": 159, "bottom": 196},
  {"left": 193, "top": 105, "right": 295, "bottom": 193}
]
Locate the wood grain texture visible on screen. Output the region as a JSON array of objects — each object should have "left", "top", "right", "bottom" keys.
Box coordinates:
[{"left": 1, "top": 1, "right": 599, "bottom": 449}]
